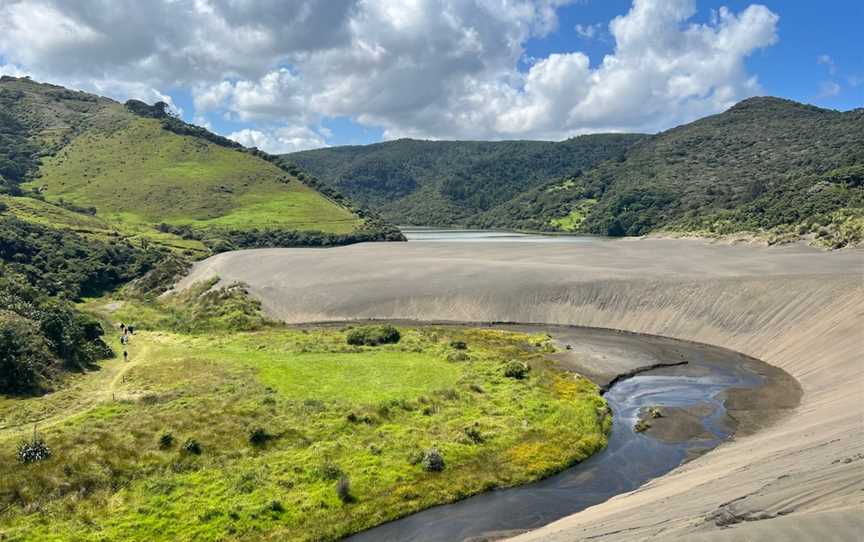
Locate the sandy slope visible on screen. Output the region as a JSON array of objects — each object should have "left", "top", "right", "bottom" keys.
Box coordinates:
[{"left": 179, "top": 239, "right": 864, "bottom": 541}]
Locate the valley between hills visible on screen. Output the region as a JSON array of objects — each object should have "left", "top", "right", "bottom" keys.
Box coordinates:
[{"left": 0, "top": 75, "right": 862, "bottom": 542}]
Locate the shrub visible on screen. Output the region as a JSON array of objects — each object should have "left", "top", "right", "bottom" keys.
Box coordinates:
[
  {"left": 17, "top": 437, "right": 52, "bottom": 464},
  {"left": 346, "top": 412, "right": 374, "bottom": 424},
  {"left": 346, "top": 325, "right": 401, "bottom": 346},
  {"left": 504, "top": 360, "right": 530, "bottom": 379},
  {"left": 248, "top": 427, "right": 273, "bottom": 447},
  {"left": 182, "top": 438, "right": 202, "bottom": 455},
  {"left": 336, "top": 475, "right": 353, "bottom": 503},
  {"left": 421, "top": 448, "right": 445, "bottom": 472},
  {"left": 464, "top": 424, "right": 484, "bottom": 444},
  {"left": 158, "top": 432, "right": 174, "bottom": 450},
  {"left": 0, "top": 311, "right": 56, "bottom": 393},
  {"left": 266, "top": 500, "right": 284, "bottom": 513},
  {"left": 320, "top": 461, "right": 342, "bottom": 480}
]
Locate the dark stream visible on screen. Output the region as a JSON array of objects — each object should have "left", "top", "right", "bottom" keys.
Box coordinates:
[{"left": 346, "top": 352, "right": 763, "bottom": 542}]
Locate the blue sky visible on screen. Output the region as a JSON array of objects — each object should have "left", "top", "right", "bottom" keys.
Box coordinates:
[
  {"left": 1, "top": 0, "right": 860, "bottom": 151},
  {"left": 522, "top": 0, "right": 862, "bottom": 110}
]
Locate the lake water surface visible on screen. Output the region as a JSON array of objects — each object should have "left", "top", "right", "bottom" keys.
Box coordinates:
[{"left": 401, "top": 227, "right": 601, "bottom": 243}]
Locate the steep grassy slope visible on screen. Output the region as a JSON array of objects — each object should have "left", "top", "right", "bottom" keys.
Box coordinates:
[
  {"left": 473, "top": 98, "right": 864, "bottom": 245},
  {"left": 283, "top": 135, "right": 646, "bottom": 225},
  {"left": 0, "top": 76, "right": 401, "bottom": 251},
  {"left": 29, "top": 117, "right": 361, "bottom": 234}
]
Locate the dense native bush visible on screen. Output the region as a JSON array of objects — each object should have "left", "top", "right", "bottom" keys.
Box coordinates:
[
  {"left": 0, "top": 275, "right": 112, "bottom": 394},
  {"left": 346, "top": 325, "right": 401, "bottom": 346},
  {"left": 0, "top": 311, "right": 56, "bottom": 393},
  {"left": 0, "top": 89, "right": 40, "bottom": 193},
  {"left": 0, "top": 216, "right": 163, "bottom": 299},
  {"left": 468, "top": 98, "right": 864, "bottom": 239},
  {"left": 283, "top": 134, "right": 646, "bottom": 226}
]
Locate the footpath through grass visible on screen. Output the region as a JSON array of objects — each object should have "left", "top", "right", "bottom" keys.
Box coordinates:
[{"left": 0, "top": 300, "right": 610, "bottom": 541}]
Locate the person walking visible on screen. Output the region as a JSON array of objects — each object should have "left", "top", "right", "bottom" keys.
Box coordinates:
[{"left": 123, "top": 350, "right": 128, "bottom": 362}]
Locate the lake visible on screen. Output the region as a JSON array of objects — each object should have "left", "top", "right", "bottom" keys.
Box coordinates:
[{"left": 401, "top": 227, "right": 601, "bottom": 243}]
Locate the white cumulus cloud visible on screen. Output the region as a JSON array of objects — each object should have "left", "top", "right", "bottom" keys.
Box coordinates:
[
  {"left": 0, "top": 0, "right": 780, "bottom": 143},
  {"left": 227, "top": 126, "right": 327, "bottom": 154}
]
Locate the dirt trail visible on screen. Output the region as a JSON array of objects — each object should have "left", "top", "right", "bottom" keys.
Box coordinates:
[{"left": 0, "top": 340, "right": 150, "bottom": 443}]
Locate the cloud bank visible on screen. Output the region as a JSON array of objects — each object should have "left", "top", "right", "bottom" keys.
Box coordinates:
[{"left": 0, "top": 0, "right": 779, "bottom": 151}]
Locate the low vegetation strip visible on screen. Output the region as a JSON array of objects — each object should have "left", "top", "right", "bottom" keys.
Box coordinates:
[{"left": 0, "top": 290, "right": 610, "bottom": 541}]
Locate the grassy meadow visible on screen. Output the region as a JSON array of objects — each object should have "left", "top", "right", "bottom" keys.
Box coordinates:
[
  {"left": 0, "top": 295, "right": 610, "bottom": 541},
  {"left": 25, "top": 118, "right": 362, "bottom": 236}
]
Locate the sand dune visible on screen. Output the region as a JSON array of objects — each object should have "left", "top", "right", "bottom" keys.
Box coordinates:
[{"left": 179, "top": 239, "right": 864, "bottom": 541}]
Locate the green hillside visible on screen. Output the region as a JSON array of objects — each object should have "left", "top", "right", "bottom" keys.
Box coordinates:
[
  {"left": 30, "top": 117, "right": 361, "bottom": 234},
  {"left": 283, "top": 135, "right": 647, "bottom": 225},
  {"left": 473, "top": 98, "right": 864, "bottom": 246},
  {"left": 0, "top": 76, "right": 401, "bottom": 254}
]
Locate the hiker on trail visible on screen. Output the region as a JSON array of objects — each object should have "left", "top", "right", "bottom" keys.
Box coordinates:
[
  {"left": 123, "top": 350, "right": 128, "bottom": 362},
  {"left": 120, "top": 323, "right": 126, "bottom": 333},
  {"left": 120, "top": 334, "right": 128, "bottom": 346},
  {"left": 128, "top": 324, "right": 135, "bottom": 335}
]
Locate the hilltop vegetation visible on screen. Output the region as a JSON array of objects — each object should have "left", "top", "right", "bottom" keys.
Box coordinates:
[
  {"left": 284, "top": 135, "right": 646, "bottom": 225},
  {"left": 0, "top": 76, "right": 402, "bottom": 253},
  {"left": 289, "top": 97, "right": 863, "bottom": 246},
  {"left": 474, "top": 98, "right": 864, "bottom": 246}
]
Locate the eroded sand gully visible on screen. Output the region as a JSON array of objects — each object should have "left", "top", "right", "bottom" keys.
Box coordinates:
[{"left": 179, "top": 239, "right": 864, "bottom": 541}]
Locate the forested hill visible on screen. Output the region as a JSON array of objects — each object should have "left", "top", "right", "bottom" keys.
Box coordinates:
[
  {"left": 286, "top": 97, "right": 863, "bottom": 247},
  {"left": 472, "top": 97, "right": 863, "bottom": 246},
  {"left": 282, "top": 134, "right": 647, "bottom": 225}
]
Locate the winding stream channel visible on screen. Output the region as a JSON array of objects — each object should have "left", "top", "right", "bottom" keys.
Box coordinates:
[{"left": 345, "top": 325, "right": 771, "bottom": 542}]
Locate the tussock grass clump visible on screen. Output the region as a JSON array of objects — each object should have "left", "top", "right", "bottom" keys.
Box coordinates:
[
  {"left": 16, "top": 438, "right": 52, "bottom": 464},
  {"left": 346, "top": 324, "right": 401, "bottom": 346},
  {"left": 464, "top": 424, "right": 484, "bottom": 444},
  {"left": 504, "top": 360, "right": 530, "bottom": 379},
  {"left": 182, "top": 438, "right": 202, "bottom": 455},
  {"left": 157, "top": 432, "right": 174, "bottom": 450},
  {"left": 248, "top": 427, "right": 274, "bottom": 447},
  {"left": 336, "top": 475, "right": 353, "bottom": 503},
  {"left": 421, "top": 448, "right": 445, "bottom": 472}
]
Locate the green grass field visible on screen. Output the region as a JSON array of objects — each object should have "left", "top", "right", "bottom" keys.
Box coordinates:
[
  {"left": 25, "top": 118, "right": 362, "bottom": 235},
  {"left": 0, "top": 306, "right": 609, "bottom": 541}
]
